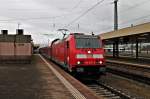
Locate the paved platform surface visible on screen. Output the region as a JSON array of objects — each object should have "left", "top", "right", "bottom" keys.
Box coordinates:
[
  {"left": 0, "top": 55, "right": 74, "bottom": 99},
  {"left": 106, "top": 56, "right": 150, "bottom": 67}
]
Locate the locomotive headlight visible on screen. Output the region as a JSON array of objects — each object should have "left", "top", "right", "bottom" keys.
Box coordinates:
[
  {"left": 99, "top": 61, "right": 103, "bottom": 64},
  {"left": 77, "top": 61, "right": 81, "bottom": 64},
  {"left": 76, "top": 54, "right": 87, "bottom": 58},
  {"left": 93, "top": 54, "right": 103, "bottom": 58},
  {"left": 87, "top": 50, "right": 91, "bottom": 54}
]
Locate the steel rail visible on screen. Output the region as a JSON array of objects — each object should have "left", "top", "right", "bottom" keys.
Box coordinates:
[
  {"left": 84, "top": 80, "right": 134, "bottom": 99},
  {"left": 106, "top": 60, "right": 150, "bottom": 85}
]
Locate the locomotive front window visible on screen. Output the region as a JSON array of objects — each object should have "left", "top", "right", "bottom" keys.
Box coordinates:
[{"left": 76, "top": 38, "right": 101, "bottom": 48}]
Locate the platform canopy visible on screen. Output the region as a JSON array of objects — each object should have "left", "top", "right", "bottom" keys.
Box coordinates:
[{"left": 100, "top": 22, "right": 150, "bottom": 40}]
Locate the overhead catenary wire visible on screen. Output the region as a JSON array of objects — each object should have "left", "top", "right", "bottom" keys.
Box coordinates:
[
  {"left": 42, "top": 0, "right": 150, "bottom": 32},
  {"left": 97, "top": 0, "right": 150, "bottom": 30},
  {"left": 70, "top": 0, "right": 83, "bottom": 11},
  {"left": 97, "top": 13, "right": 150, "bottom": 32},
  {"left": 0, "top": 15, "right": 68, "bottom": 22},
  {"left": 118, "top": 12, "right": 150, "bottom": 28},
  {"left": 0, "top": 0, "right": 150, "bottom": 33},
  {"left": 119, "top": 0, "right": 150, "bottom": 14},
  {"left": 118, "top": 0, "right": 150, "bottom": 26},
  {"left": 0, "top": 0, "right": 84, "bottom": 23},
  {"left": 63, "top": 0, "right": 105, "bottom": 28},
  {"left": 120, "top": 14, "right": 150, "bottom": 26},
  {"left": 94, "top": 0, "right": 150, "bottom": 32}
]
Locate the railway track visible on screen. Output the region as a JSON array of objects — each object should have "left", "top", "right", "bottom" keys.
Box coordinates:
[
  {"left": 41, "top": 55, "right": 101, "bottom": 99},
  {"left": 106, "top": 60, "right": 150, "bottom": 85},
  {"left": 83, "top": 80, "right": 134, "bottom": 99},
  {"left": 42, "top": 55, "right": 149, "bottom": 98}
]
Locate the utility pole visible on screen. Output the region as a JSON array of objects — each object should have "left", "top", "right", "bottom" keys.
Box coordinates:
[
  {"left": 78, "top": 24, "right": 80, "bottom": 29},
  {"left": 114, "top": 0, "right": 118, "bottom": 31},
  {"left": 18, "top": 22, "right": 21, "bottom": 29},
  {"left": 53, "top": 23, "right": 55, "bottom": 29},
  {"left": 113, "top": 0, "right": 119, "bottom": 58}
]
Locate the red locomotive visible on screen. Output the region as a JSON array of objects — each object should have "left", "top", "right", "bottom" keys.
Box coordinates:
[{"left": 40, "top": 33, "right": 105, "bottom": 76}]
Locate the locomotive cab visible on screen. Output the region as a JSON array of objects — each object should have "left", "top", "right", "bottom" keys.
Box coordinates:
[{"left": 67, "top": 34, "right": 106, "bottom": 75}]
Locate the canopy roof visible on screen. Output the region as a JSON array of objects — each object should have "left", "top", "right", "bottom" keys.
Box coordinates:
[{"left": 100, "top": 22, "right": 150, "bottom": 40}]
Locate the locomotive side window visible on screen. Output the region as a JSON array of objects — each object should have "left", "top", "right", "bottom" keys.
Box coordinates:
[{"left": 76, "top": 38, "right": 101, "bottom": 48}]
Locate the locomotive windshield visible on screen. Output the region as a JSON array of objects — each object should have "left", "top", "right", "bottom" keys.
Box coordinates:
[{"left": 75, "top": 38, "right": 101, "bottom": 48}]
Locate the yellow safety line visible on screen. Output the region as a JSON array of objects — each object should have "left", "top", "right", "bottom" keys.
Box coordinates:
[{"left": 39, "top": 55, "right": 86, "bottom": 99}]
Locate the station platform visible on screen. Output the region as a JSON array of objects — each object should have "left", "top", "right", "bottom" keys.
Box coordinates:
[
  {"left": 106, "top": 56, "right": 150, "bottom": 68},
  {"left": 0, "top": 54, "right": 99, "bottom": 99}
]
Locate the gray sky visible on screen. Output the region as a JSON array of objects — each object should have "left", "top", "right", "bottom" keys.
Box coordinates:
[{"left": 0, "top": 0, "right": 150, "bottom": 44}]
